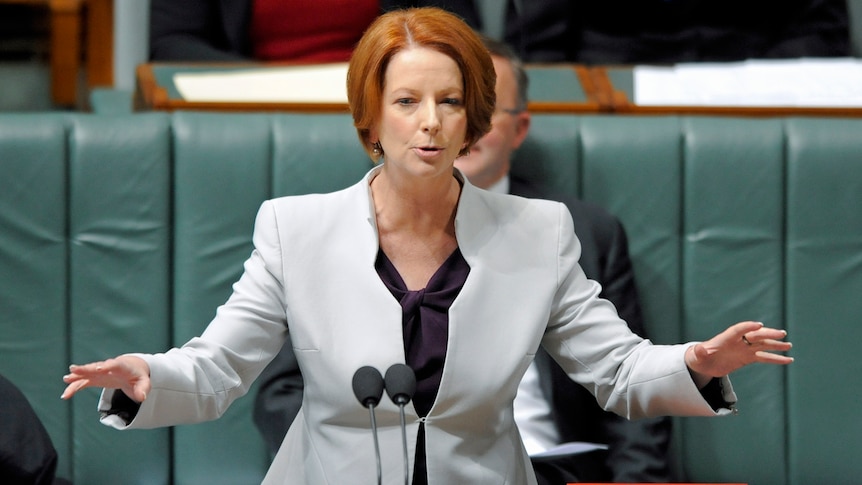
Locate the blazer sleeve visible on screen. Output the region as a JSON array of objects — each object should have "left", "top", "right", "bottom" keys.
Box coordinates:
[
  {"left": 98, "top": 200, "right": 289, "bottom": 429},
  {"left": 542, "top": 202, "right": 736, "bottom": 420},
  {"left": 556, "top": 201, "right": 675, "bottom": 481},
  {"left": 593, "top": 218, "right": 675, "bottom": 481}
]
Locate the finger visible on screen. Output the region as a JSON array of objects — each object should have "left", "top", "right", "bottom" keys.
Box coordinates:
[
  {"left": 729, "top": 320, "right": 765, "bottom": 339},
  {"left": 61, "top": 378, "right": 90, "bottom": 400},
  {"left": 69, "top": 361, "right": 108, "bottom": 376},
  {"left": 754, "top": 351, "right": 794, "bottom": 365},
  {"left": 758, "top": 339, "right": 793, "bottom": 351},
  {"left": 743, "top": 329, "right": 790, "bottom": 347},
  {"left": 692, "top": 342, "right": 712, "bottom": 361},
  {"left": 62, "top": 373, "right": 83, "bottom": 383},
  {"left": 131, "top": 382, "right": 150, "bottom": 402},
  {"left": 748, "top": 327, "right": 788, "bottom": 340},
  {"left": 724, "top": 321, "right": 763, "bottom": 344}
]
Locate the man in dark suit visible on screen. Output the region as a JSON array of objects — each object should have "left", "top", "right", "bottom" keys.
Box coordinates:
[
  {"left": 0, "top": 373, "right": 66, "bottom": 485},
  {"left": 381, "top": 0, "right": 850, "bottom": 63},
  {"left": 253, "top": 36, "right": 673, "bottom": 484}
]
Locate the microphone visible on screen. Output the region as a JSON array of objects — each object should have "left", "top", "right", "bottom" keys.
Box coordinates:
[
  {"left": 352, "top": 366, "right": 384, "bottom": 485},
  {"left": 384, "top": 363, "right": 416, "bottom": 485}
]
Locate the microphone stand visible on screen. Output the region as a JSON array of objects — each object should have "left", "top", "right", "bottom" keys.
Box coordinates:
[
  {"left": 397, "top": 400, "right": 408, "bottom": 485},
  {"left": 385, "top": 363, "right": 416, "bottom": 485},
  {"left": 368, "top": 401, "right": 382, "bottom": 485},
  {"left": 352, "top": 366, "right": 384, "bottom": 485}
]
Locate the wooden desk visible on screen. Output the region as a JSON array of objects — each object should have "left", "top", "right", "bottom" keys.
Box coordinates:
[{"left": 134, "top": 62, "right": 606, "bottom": 114}]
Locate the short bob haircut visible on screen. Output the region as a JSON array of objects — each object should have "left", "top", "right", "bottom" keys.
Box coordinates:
[{"left": 347, "top": 7, "right": 496, "bottom": 160}]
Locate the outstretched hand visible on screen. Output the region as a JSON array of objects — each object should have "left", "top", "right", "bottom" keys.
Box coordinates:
[
  {"left": 685, "top": 321, "right": 793, "bottom": 387},
  {"left": 61, "top": 355, "right": 151, "bottom": 402}
]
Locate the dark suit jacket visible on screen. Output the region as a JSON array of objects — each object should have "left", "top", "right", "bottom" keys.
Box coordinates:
[
  {"left": 381, "top": 0, "right": 579, "bottom": 62},
  {"left": 382, "top": 0, "right": 849, "bottom": 63},
  {"left": 254, "top": 175, "right": 673, "bottom": 482},
  {"left": 152, "top": 0, "right": 849, "bottom": 63},
  {"left": 510, "top": 176, "right": 673, "bottom": 483},
  {"left": 150, "top": 0, "right": 256, "bottom": 61},
  {"left": 0, "top": 374, "right": 67, "bottom": 485}
]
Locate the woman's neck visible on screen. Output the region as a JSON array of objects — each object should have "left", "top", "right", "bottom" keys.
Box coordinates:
[
  {"left": 370, "top": 168, "right": 462, "bottom": 290},
  {"left": 370, "top": 168, "right": 461, "bottom": 235}
]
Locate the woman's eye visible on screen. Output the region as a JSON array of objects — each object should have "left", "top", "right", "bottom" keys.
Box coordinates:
[
  {"left": 397, "top": 98, "right": 415, "bottom": 105},
  {"left": 442, "top": 98, "right": 462, "bottom": 106}
]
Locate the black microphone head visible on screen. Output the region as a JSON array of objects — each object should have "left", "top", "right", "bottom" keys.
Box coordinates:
[
  {"left": 352, "top": 366, "right": 384, "bottom": 408},
  {"left": 384, "top": 363, "right": 416, "bottom": 406}
]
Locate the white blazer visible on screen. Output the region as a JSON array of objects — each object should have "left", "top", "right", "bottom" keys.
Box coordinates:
[{"left": 99, "top": 166, "right": 736, "bottom": 484}]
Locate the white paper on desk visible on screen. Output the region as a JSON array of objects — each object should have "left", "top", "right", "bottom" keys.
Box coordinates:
[
  {"left": 634, "top": 58, "right": 862, "bottom": 107},
  {"left": 530, "top": 441, "right": 609, "bottom": 460},
  {"left": 173, "top": 63, "right": 349, "bottom": 103}
]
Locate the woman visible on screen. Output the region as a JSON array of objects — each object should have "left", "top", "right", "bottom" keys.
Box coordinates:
[{"left": 62, "top": 8, "right": 792, "bottom": 485}]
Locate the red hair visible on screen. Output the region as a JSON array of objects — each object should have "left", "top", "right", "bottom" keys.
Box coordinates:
[{"left": 347, "top": 7, "right": 496, "bottom": 159}]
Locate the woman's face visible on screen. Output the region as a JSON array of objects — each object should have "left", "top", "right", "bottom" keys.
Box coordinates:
[{"left": 373, "top": 46, "right": 468, "bottom": 179}]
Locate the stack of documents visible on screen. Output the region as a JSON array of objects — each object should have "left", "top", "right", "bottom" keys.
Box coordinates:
[
  {"left": 173, "top": 63, "right": 349, "bottom": 103},
  {"left": 634, "top": 58, "right": 862, "bottom": 107}
]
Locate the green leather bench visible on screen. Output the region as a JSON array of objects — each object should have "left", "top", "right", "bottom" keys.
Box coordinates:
[{"left": 1, "top": 111, "right": 860, "bottom": 485}]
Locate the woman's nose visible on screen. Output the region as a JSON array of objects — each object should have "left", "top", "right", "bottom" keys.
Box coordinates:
[{"left": 419, "top": 101, "right": 441, "bottom": 134}]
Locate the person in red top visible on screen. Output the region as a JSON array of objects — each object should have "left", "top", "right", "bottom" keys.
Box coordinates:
[{"left": 149, "top": 0, "right": 380, "bottom": 63}]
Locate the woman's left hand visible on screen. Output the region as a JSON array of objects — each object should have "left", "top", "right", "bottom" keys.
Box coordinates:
[
  {"left": 61, "top": 355, "right": 151, "bottom": 402},
  {"left": 685, "top": 321, "right": 793, "bottom": 387}
]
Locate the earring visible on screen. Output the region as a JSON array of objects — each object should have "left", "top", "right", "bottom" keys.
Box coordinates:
[{"left": 372, "top": 142, "right": 382, "bottom": 156}]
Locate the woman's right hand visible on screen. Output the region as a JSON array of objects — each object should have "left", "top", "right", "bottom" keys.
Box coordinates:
[
  {"left": 61, "top": 355, "right": 151, "bottom": 402},
  {"left": 684, "top": 320, "right": 793, "bottom": 388}
]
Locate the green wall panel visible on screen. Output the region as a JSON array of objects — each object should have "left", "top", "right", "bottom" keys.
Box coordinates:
[
  {"left": 172, "top": 112, "right": 273, "bottom": 485},
  {"left": 786, "top": 118, "right": 862, "bottom": 485},
  {"left": 680, "top": 117, "right": 787, "bottom": 485},
  {"left": 69, "top": 114, "right": 172, "bottom": 484}
]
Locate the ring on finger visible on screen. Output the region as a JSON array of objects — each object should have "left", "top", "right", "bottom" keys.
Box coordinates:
[{"left": 742, "top": 335, "right": 753, "bottom": 346}]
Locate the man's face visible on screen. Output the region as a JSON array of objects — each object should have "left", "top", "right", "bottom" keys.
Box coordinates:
[{"left": 454, "top": 55, "right": 530, "bottom": 189}]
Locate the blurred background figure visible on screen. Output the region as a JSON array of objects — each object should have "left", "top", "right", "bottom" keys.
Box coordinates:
[
  {"left": 382, "top": 0, "right": 851, "bottom": 63},
  {"left": 454, "top": 36, "right": 675, "bottom": 484},
  {"left": 0, "top": 3, "right": 58, "bottom": 111},
  {"left": 0, "top": 373, "right": 69, "bottom": 485},
  {"left": 149, "top": 0, "right": 380, "bottom": 62}
]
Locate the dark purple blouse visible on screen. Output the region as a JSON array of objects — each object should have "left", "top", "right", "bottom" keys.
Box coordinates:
[{"left": 375, "top": 247, "right": 470, "bottom": 485}]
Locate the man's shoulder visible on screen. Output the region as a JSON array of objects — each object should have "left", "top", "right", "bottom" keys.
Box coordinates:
[{"left": 508, "top": 176, "right": 618, "bottom": 224}]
